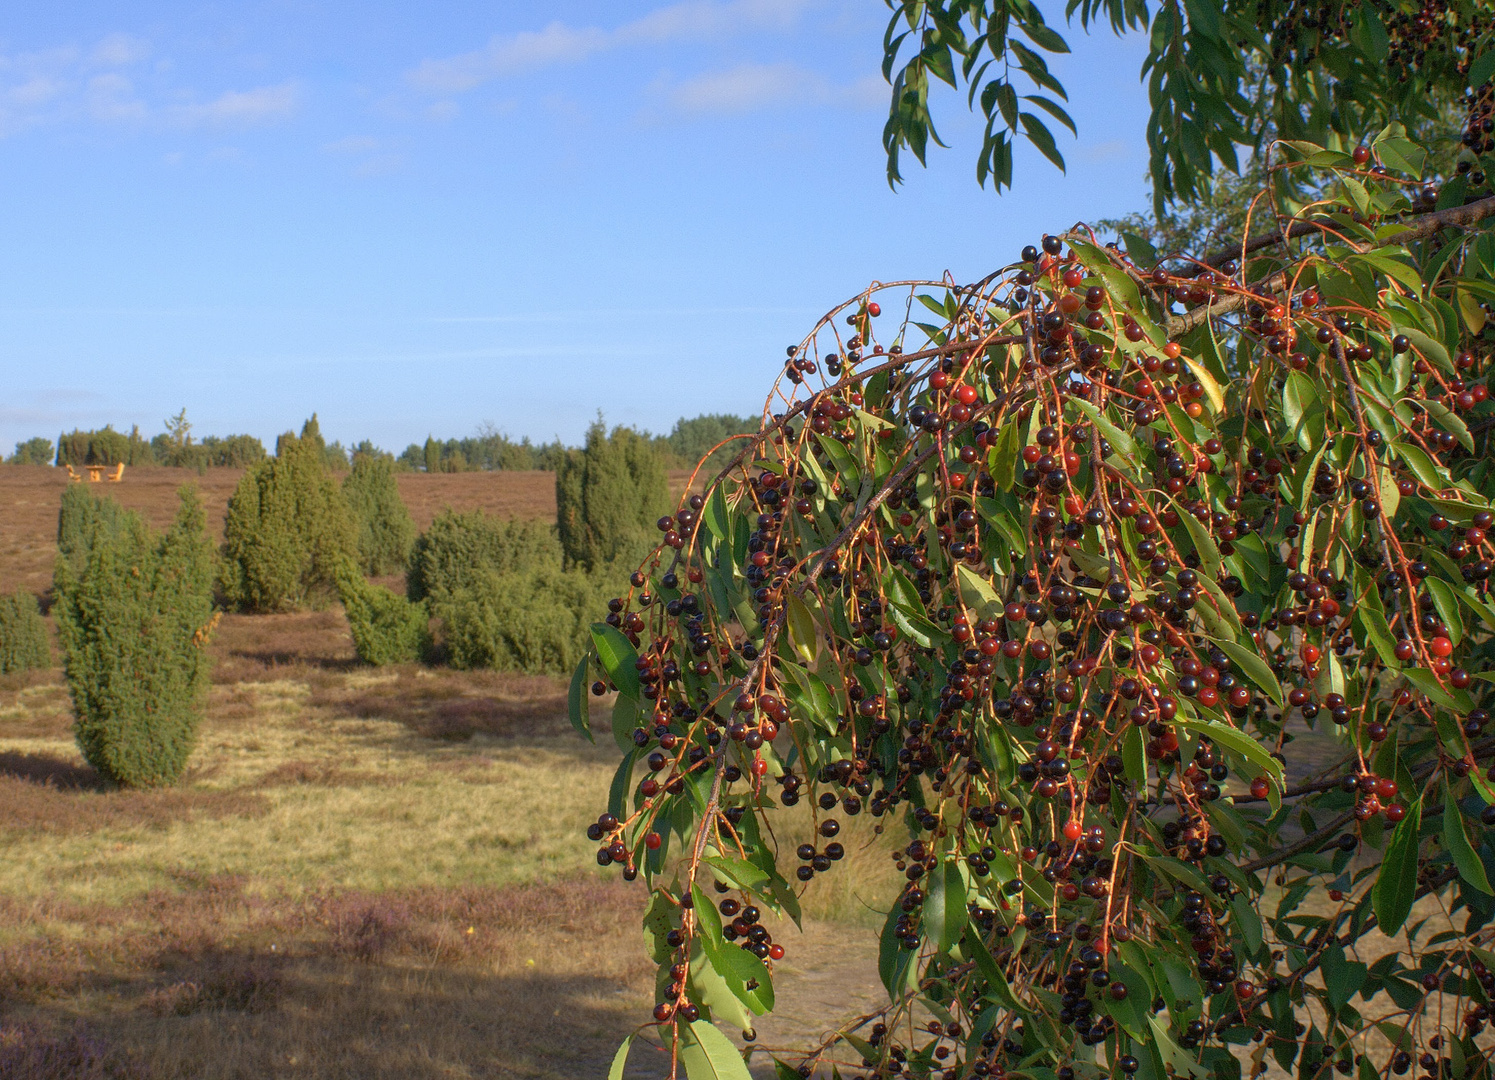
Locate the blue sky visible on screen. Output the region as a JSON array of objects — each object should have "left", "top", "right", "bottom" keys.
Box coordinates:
[{"left": 0, "top": 1, "right": 1152, "bottom": 456}]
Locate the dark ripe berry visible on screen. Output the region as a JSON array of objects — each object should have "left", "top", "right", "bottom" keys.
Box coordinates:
[
  {"left": 1042, "top": 234, "right": 1063, "bottom": 256},
  {"left": 1021, "top": 245, "right": 1040, "bottom": 263}
]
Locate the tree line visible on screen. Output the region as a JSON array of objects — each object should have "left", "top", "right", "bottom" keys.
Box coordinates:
[{"left": 7, "top": 410, "right": 758, "bottom": 475}]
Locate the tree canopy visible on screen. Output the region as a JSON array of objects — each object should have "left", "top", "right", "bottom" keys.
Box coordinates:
[{"left": 577, "top": 7, "right": 1495, "bottom": 1080}]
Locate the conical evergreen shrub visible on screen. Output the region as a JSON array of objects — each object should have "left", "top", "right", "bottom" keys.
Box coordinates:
[
  {"left": 221, "top": 417, "right": 356, "bottom": 612},
  {"left": 554, "top": 421, "right": 670, "bottom": 570},
  {"left": 342, "top": 452, "right": 415, "bottom": 576},
  {"left": 0, "top": 592, "right": 50, "bottom": 674},
  {"left": 57, "top": 483, "right": 127, "bottom": 576},
  {"left": 54, "top": 487, "right": 217, "bottom": 787}
]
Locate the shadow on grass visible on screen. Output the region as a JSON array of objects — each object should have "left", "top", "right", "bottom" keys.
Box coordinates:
[
  {"left": 0, "top": 750, "right": 105, "bottom": 791},
  {"left": 1, "top": 877, "right": 661, "bottom": 1079}
]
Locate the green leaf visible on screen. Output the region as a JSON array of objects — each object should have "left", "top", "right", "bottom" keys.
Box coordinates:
[
  {"left": 608, "top": 749, "right": 638, "bottom": 821},
  {"left": 1018, "top": 112, "right": 1066, "bottom": 171},
  {"left": 680, "top": 1019, "right": 753, "bottom": 1080},
  {"left": 1425, "top": 577, "right": 1464, "bottom": 647},
  {"left": 704, "top": 485, "right": 731, "bottom": 541},
  {"left": 1171, "top": 498, "right": 1222, "bottom": 579},
  {"left": 955, "top": 563, "right": 1002, "bottom": 622},
  {"left": 1373, "top": 796, "right": 1422, "bottom": 936},
  {"left": 1183, "top": 355, "right": 1226, "bottom": 414},
  {"left": 878, "top": 900, "right": 918, "bottom": 1000},
  {"left": 568, "top": 655, "right": 593, "bottom": 743},
  {"left": 1322, "top": 945, "right": 1368, "bottom": 1016},
  {"left": 1173, "top": 714, "right": 1284, "bottom": 795},
  {"left": 925, "top": 857, "right": 968, "bottom": 954},
  {"left": 1469, "top": 50, "right": 1495, "bottom": 93},
  {"left": 1019, "top": 20, "right": 1070, "bottom": 54},
  {"left": 784, "top": 593, "right": 819, "bottom": 665},
  {"left": 608, "top": 1035, "right": 634, "bottom": 1080},
  {"left": 1070, "top": 397, "right": 1138, "bottom": 458},
  {"left": 968, "top": 930, "right": 1021, "bottom": 1009},
  {"left": 591, "top": 624, "right": 641, "bottom": 698},
  {"left": 1444, "top": 783, "right": 1492, "bottom": 894},
  {"left": 1211, "top": 636, "right": 1284, "bottom": 707}
]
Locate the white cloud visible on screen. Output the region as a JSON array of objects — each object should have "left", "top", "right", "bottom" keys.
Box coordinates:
[
  {"left": 405, "top": 0, "right": 814, "bottom": 93},
  {"left": 664, "top": 63, "right": 880, "bottom": 114},
  {"left": 407, "top": 23, "right": 609, "bottom": 92},
  {"left": 90, "top": 33, "right": 150, "bottom": 68},
  {"left": 169, "top": 82, "right": 298, "bottom": 127},
  {"left": 87, "top": 73, "right": 147, "bottom": 122},
  {"left": 7, "top": 76, "right": 62, "bottom": 108}
]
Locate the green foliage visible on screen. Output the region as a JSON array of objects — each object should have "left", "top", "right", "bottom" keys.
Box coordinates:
[
  {"left": 0, "top": 591, "right": 50, "bottom": 674},
  {"left": 663, "top": 413, "right": 758, "bottom": 474},
  {"left": 342, "top": 452, "right": 416, "bottom": 576},
  {"left": 54, "top": 488, "right": 216, "bottom": 787},
  {"left": 57, "top": 484, "right": 128, "bottom": 577},
  {"left": 879, "top": 0, "right": 1480, "bottom": 211},
  {"left": 585, "top": 108, "right": 1495, "bottom": 1078},
  {"left": 220, "top": 418, "right": 356, "bottom": 612},
  {"left": 55, "top": 425, "right": 155, "bottom": 466},
  {"left": 8, "top": 436, "right": 53, "bottom": 465},
  {"left": 442, "top": 563, "right": 608, "bottom": 675},
  {"left": 406, "top": 510, "right": 561, "bottom": 603},
  {"left": 555, "top": 421, "right": 671, "bottom": 571},
  {"left": 335, "top": 558, "right": 430, "bottom": 666}
]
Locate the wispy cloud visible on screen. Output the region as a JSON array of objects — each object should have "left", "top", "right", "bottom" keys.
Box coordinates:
[
  {"left": 0, "top": 35, "right": 299, "bottom": 138},
  {"left": 169, "top": 82, "right": 298, "bottom": 127},
  {"left": 405, "top": 0, "right": 813, "bottom": 93},
  {"left": 90, "top": 33, "right": 150, "bottom": 68},
  {"left": 662, "top": 62, "right": 880, "bottom": 114}
]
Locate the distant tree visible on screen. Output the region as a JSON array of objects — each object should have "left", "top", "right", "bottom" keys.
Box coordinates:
[
  {"left": 423, "top": 437, "right": 441, "bottom": 474},
  {"left": 554, "top": 420, "right": 671, "bottom": 571},
  {"left": 342, "top": 452, "right": 416, "bottom": 576},
  {"left": 54, "top": 487, "right": 216, "bottom": 787},
  {"left": 55, "top": 426, "right": 155, "bottom": 467},
  {"left": 197, "top": 434, "right": 267, "bottom": 468},
  {"left": 221, "top": 417, "right": 356, "bottom": 612},
  {"left": 0, "top": 591, "right": 50, "bottom": 674},
  {"left": 664, "top": 413, "right": 759, "bottom": 473},
  {"left": 155, "top": 408, "right": 194, "bottom": 467},
  {"left": 8, "top": 437, "right": 54, "bottom": 466}
]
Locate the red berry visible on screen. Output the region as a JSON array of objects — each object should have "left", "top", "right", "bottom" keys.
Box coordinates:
[
  {"left": 645, "top": 831, "right": 662, "bottom": 850},
  {"left": 1062, "top": 267, "right": 1084, "bottom": 288},
  {"left": 1250, "top": 777, "right": 1270, "bottom": 800},
  {"left": 1352, "top": 145, "right": 1370, "bottom": 164},
  {"left": 867, "top": 301, "right": 881, "bottom": 317},
  {"left": 1430, "top": 636, "right": 1453, "bottom": 658},
  {"left": 1063, "top": 819, "right": 1084, "bottom": 841},
  {"left": 768, "top": 943, "right": 785, "bottom": 960},
  {"left": 956, "top": 385, "right": 978, "bottom": 405}
]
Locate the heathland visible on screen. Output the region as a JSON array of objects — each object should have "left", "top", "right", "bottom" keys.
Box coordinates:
[{"left": 0, "top": 464, "right": 894, "bottom": 1080}]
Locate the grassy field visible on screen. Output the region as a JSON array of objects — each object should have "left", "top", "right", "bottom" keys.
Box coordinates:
[{"left": 0, "top": 467, "right": 893, "bottom": 1080}]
